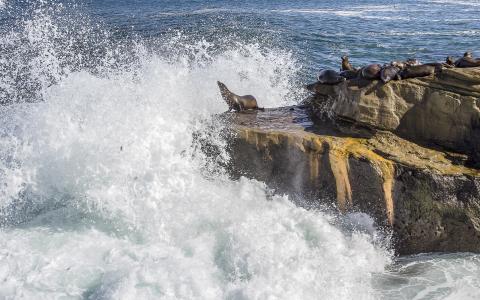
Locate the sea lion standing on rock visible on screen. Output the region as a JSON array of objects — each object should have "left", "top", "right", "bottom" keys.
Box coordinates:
[
  {"left": 360, "top": 64, "right": 382, "bottom": 80},
  {"left": 217, "top": 81, "right": 262, "bottom": 112},
  {"left": 318, "top": 69, "right": 346, "bottom": 85},
  {"left": 397, "top": 65, "right": 436, "bottom": 80},
  {"left": 454, "top": 52, "right": 480, "bottom": 68},
  {"left": 341, "top": 56, "right": 355, "bottom": 71},
  {"left": 380, "top": 65, "right": 400, "bottom": 83}
]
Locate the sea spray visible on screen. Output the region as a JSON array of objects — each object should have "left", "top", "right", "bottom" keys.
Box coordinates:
[{"left": 0, "top": 1, "right": 392, "bottom": 299}]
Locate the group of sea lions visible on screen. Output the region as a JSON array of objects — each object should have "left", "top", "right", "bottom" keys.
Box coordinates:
[
  {"left": 217, "top": 52, "right": 480, "bottom": 112},
  {"left": 318, "top": 51, "right": 480, "bottom": 85}
]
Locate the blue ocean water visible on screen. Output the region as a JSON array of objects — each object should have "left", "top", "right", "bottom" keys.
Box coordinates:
[
  {"left": 89, "top": 0, "right": 480, "bottom": 71},
  {"left": 0, "top": 0, "right": 480, "bottom": 299}
]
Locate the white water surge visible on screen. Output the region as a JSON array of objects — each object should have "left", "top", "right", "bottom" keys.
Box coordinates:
[
  {"left": 0, "top": 5, "right": 391, "bottom": 299},
  {"left": 1, "top": 3, "right": 479, "bottom": 300},
  {"left": 0, "top": 40, "right": 388, "bottom": 299}
]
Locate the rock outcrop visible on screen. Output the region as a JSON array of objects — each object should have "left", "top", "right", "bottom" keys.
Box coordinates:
[
  {"left": 223, "top": 107, "right": 480, "bottom": 255},
  {"left": 307, "top": 67, "right": 480, "bottom": 165},
  {"left": 206, "top": 67, "right": 480, "bottom": 254}
]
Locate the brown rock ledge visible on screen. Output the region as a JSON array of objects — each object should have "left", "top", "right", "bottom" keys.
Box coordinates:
[
  {"left": 224, "top": 107, "right": 480, "bottom": 255},
  {"left": 307, "top": 67, "right": 480, "bottom": 166}
]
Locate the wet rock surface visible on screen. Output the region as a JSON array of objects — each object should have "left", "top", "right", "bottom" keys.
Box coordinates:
[{"left": 223, "top": 106, "right": 480, "bottom": 255}]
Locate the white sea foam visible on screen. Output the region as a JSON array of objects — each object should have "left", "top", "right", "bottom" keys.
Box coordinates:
[
  {"left": 0, "top": 5, "right": 392, "bottom": 299},
  {"left": 1, "top": 2, "right": 480, "bottom": 300},
  {"left": 271, "top": 5, "right": 400, "bottom": 17},
  {"left": 0, "top": 55, "right": 390, "bottom": 298},
  {"left": 424, "top": 0, "right": 480, "bottom": 7}
]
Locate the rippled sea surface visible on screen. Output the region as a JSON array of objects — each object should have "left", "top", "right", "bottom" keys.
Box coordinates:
[{"left": 0, "top": 0, "right": 479, "bottom": 299}]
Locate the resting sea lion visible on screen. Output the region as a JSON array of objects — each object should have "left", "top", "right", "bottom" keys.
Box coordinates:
[
  {"left": 397, "top": 65, "right": 436, "bottom": 80},
  {"left": 360, "top": 64, "right": 382, "bottom": 80},
  {"left": 341, "top": 56, "right": 355, "bottom": 71},
  {"left": 423, "top": 62, "right": 445, "bottom": 72},
  {"left": 339, "top": 69, "right": 360, "bottom": 80},
  {"left": 456, "top": 58, "right": 480, "bottom": 68},
  {"left": 380, "top": 65, "right": 400, "bottom": 83},
  {"left": 318, "top": 69, "right": 346, "bottom": 85},
  {"left": 405, "top": 58, "right": 421, "bottom": 66},
  {"left": 391, "top": 58, "right": 420, "bottom": 69},
  {"left": 454, "top": 52, "right": 480, "bottom": 68},
  {"left": 217, "top": 81, "right": 262, "bottom": 112},
  {"left": 445, "top": 56, "right": 455, "bottom": 67},
  {"left": 391, "top": 61, "right": 406, "bottom": 69}
]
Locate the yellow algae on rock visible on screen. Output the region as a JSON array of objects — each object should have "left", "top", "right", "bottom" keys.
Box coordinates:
[
  {"left": 224, "top": 106, "right": 480, "bottom": 254},
  {"left": 328, "top": 149, "right": 352, "bottom": 212}
]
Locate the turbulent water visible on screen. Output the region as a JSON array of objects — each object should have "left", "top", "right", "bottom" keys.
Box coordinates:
[{"left": 0, "top": 0, "right": 479, "bottom": 299}]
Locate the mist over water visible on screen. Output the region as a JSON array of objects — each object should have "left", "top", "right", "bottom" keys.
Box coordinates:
[{"left": 0, "top": 0, "right": 480, "bottom": 299}]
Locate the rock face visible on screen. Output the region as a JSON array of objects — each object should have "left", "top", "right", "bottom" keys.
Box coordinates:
[
  {"left": 225, "top": 107, "right": 480, "bottom": 255},
  {"left": 307, "top": 67, "right": 480, "bottom": 165}
]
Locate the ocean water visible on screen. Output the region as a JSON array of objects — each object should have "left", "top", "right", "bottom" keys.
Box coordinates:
[{"left": 0, "top": 0, "right": 479, "bottom": 299}]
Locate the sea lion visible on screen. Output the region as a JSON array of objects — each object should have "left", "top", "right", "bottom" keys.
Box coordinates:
[
  {"left": 390, "top": 58, "right": 420, "bottom": 69},
  {"left": 317, "top": 69, "right": 346, "bottom": 85},
  {"left": 390, "top": 61, "right": 406, "bottom": 69},
  {"left": 217, "top": 81, "right": 262, "bottom": 112},
  {"left": 360, "top": 64, "right": 382, "bottom": 80},
  {"left": 405, "top": 58, "right": 421, "bottom": 67},
  {"left": 380, "top": 65, "right": 400, "bottom": 83},
  {"left": 397, "top": 65, "right": 436, "bottom": 80},
  {"left": 341, "top": 56, "right": 355, "bottom": 71},
  {"left": 339, "top": 69, "right": 360, "bottom": 80},
  {"left": 456, "top": 58, "right": 480, "bottom": 68},
  {"left": 445, "top": 56, "right": 455, "bottom": 67},
  {"left": 454, "top": 52, "right": 480, "bottom": 68},
  {"left": 423, "top": 62, "right": 445, "bottom": 72}
]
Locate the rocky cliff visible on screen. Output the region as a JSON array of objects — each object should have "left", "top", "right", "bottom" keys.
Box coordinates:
[
  {"left": 307, "top": 67, "right": 480, "bottom": 166},
  {"left": 224, "top": 107, "right": 480, "bottom": 254}
]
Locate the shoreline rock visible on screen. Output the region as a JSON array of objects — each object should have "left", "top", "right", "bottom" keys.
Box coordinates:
[
  {"left": 222, "top": 106, "right": 480, "bottom": 255},
  {"left": 307, "top": 67, "right": 480, "bottom": 166}
]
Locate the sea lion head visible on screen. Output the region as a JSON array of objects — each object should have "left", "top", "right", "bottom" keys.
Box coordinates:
[
  {"left": 391, "top": 61, "right": 406, "bottom": 69},
  {"left": 217, "top": 81, "right": 227, "bottom": 91},
  {"left": 341, "top": 55, "right": 349, "bottom": 61},
  {"left": 217, "top": 81, "right": 236, "bottom": 110},
  {"left": 464, "top": 51, "right": 473, "bottom": 58},
  {"left": 318, "top": 69, "right": 346, "bottom": 84},
  {"left": 405, "top": 58, "right": 420, "bottom": 66}
]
